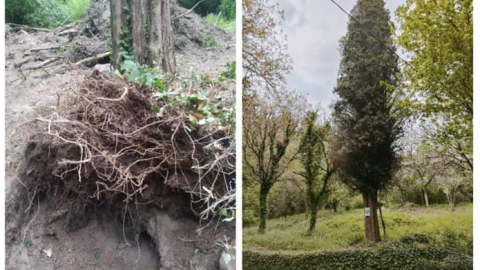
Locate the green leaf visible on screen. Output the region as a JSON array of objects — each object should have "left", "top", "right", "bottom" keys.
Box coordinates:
[
  {"left": 25, "top": 241, "right": 33, "bottom": 248},
  {"left": 93, "top": 252, "right": 100, "bottom": 259}
]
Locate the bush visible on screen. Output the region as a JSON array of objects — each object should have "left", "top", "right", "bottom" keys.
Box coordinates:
[
  {"left": 202, "top": 34, "right": 217, "bottom": 47},
  {"left": 205, "top": 13, "right": 235, "bottom": 30},
  {"left": 218, "top": 0, "right": 235, "bottom": 20},
  {"left": 178, "top": 0, "right": 220, "bottom": 17},
  {"left": 6, "top": 0, "right": 90, "bottom": 28},
  {"left": 243, "top": 242, "right": 473, "bottom": 270}
]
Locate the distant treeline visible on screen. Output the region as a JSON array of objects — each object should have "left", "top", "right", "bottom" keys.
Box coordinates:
[{"left": 178, "top": 0, "right": 235, "bottom": 20}]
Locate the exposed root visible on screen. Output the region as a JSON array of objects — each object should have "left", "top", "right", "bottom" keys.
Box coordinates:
[{"left": 21, "top": 70, "right": 235, "bottom": 232}]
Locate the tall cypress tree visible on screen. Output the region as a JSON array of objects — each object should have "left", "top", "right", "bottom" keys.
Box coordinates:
[{"left": 331, "top": 0, "right": 402, "bottom": 242}]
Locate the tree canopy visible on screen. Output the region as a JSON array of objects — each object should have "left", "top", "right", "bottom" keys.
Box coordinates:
[{"left": 396, "top": 0, "right": 473, "bottom": 170}]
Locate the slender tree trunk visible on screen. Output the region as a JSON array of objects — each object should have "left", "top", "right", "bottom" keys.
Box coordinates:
[
  {"left": 131, "top": 0, "right": 148, "bottom": 65},
  {"left": 160, "top": 0, "right": 176, "bottom": 73},
  {"left": 363, "top": 191, "right": 381, "bottom": 242},
  {"left": 422, "top": 187, "right": 430, "bottom": 207},
  {"left": 110, "top": 0, "right": 122, "bottom": 68},
  {"left": 309, "top": 203, "right": 318, "bottom": 232},
  {"left": 258, "top": 184, "right": 269, "bottom": 234},
  {"left": 378, "top": 203, "right": 386, "bottom": 238}
]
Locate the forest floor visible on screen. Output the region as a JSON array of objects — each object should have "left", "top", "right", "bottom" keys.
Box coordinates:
[
  {"left": 243, "top": 203, "right": 472, "bottom": 253},
  {"left": 5, "top": 4, "right": 235, "bottom": 270}
]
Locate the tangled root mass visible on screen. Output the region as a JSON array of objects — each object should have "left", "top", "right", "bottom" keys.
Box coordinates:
[{"left": 21, "top": 71, "right": 235, "bottom": 231}]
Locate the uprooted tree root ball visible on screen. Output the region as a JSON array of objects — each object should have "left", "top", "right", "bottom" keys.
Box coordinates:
[{"left": 21, "top": 70, "right": 235, "bottom": 233}]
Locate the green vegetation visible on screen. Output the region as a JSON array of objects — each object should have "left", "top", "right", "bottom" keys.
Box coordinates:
[
  {"left": 242, "top": 0, "right": 472, "bottom": 268},
  {"left": 396, "top": 0, "right": 473, "bottom": 170},
  {"left": 331, "top": 0, "right": 401, "bottom": 242},
  {"left": 220, "top": 61, "right": 236, "bottom": 80},
  {"left": 119, "top": 61, "right": 235, "bottom": 133},
  {"left": 6, "top": 0, "right": 91, "bottom": 28},
  {"left": 298, "top": 113, "right": 335, "bottom": 232},
  {"left": 244, "top": 204, "right": 472, "bottom": 254},
  {"left": 244, "top": 241, "right": 472, "bottom": 270},
  {"left": 178, "top": 0, "right": 235, "bottom": 20},
  {"left": 205, "top": 13, "right": 236, "bottom": 31},
  {"left": 202, "top": 34, "right": 218, "bottom": 47}
]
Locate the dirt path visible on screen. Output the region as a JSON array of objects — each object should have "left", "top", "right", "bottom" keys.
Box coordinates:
[{"left": 5, "top": 8, "right": 235, "bottom": 270}]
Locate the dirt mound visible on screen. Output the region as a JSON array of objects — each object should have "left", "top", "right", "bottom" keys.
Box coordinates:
[{"left": 172, "top": 5, "right": 232, "bottom": 52}]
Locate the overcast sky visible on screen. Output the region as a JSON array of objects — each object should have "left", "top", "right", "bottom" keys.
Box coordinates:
[{"left": 275, "top": 0, "right": 406, "bottom": 111}]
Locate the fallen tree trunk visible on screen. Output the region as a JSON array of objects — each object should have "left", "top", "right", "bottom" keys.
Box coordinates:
[{"left": 73, "top": 51, "right": 111, "bottom": 67}]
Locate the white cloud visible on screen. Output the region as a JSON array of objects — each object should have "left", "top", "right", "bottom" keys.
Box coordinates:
[{"left": 275, "top": 0, "right": 406, "bottom": 111}]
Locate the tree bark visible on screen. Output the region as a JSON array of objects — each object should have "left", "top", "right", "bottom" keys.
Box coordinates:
[
  {"left": 363, "top": 192, "right": 381, "bottom": 242},
  {"left": 110, "top": 0, "right": 122, "bottom": 68},
  {"left": 110, "top": 0, "right": 176, "bottom": 72},
  {"left": 160, "top": 0, "right": 176, "bottom": 73},
  {"left": 131, "top": 0, "right": 148, "bottom": 65},
  {"left": 309, "top": 203, "right": 318, "bottom": 232},
  {"left": 422, "top": 187, "right": 430, "bottom": 207},
  {"left": 258, "top": 185, "right": 269, "bottom": 234}
]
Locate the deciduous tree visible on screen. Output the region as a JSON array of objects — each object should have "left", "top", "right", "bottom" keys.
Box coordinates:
[
  {"left": 298, "top": 112, "right": 335, "bottom": 232},
  {"left": 243, "top": 89, "right": 307, "bottom": 233},
  {"left": 396, "top": 0, "right": 473, "bottom": 171}
]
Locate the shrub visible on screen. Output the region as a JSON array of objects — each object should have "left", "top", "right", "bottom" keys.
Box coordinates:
[
  {"left": 218, "top": 0, "right": 235, "bottom": 20},
  {"left": 205, "top": 13, "right": 235, "bottom": 30},
  {"left": 243, "top": 242, "right": 472, "bottom": 270},
  {"left": 178, "top": 0, "right": 220, "bottom": 17},
  {"left": 221, "top": 61, "right": 236, "bottom": 79},
  {"left": 202, "top": 34, "right": 217, "bottom": 47},
  {"left": 6, "top": 0, "right": 90, "bottom": 28}
]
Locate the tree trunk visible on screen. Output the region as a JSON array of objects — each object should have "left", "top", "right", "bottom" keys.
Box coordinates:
[
  {"left": 160, "top": 0, "right": 176, "bottom": 73},
  {"left": 110, "top": 0, "right": 122, "bottom": 68},
  {"left": 258, "top": 185, "right": 269, "bottom": 234},
  {"left": 363, "top": 192, "right": 381, "bottom": 242},
  {"left": 422, "top": 187, "right": 430, "bottom": 207},
  {"left": 131, "top": 0, "right": 148, "bottom": 65},
  {"left": 110, "top": 0, "right": 176, "bottom": 72},
  {"left": 309, "top": 203, "right": 318, "bottom": 232}
]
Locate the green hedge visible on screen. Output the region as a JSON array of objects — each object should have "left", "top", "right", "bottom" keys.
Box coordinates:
[{"left": 244, "top": 242, "right": 472, "bottom": 270}]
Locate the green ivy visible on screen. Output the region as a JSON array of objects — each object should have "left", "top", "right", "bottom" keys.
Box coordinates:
[
  {"left": 244, "top": 241, "right": 472, "bottom": 270},
  {"left": 119, "top": 61, "right": 235, "bottom": 133}
]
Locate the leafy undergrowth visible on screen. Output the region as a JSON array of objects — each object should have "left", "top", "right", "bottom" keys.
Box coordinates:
[
  {"left": 244, "top": 242, "right": 473, "bottom": 270},
  {"left": 243, "top": 203, "right": 472, "bottom": 254},
  {"left": 6, "top": 0, "right": 90, "bottom": 28},
  {"left": 205, "top": 13, "right": 236, "bottom": 31}
]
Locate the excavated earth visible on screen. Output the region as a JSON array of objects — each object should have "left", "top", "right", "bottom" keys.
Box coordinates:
[{"left": 5, "top": 3, "right": 235, "bottom": 270}]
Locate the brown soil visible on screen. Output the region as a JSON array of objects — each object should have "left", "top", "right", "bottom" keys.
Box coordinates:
[{"left": 5, "top": 3, "right": 235, "bottom": 270}]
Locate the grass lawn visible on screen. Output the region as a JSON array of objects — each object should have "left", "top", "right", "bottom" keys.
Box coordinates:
[{"left": 243, "top": 203, "right": 472, "bottom": 254}]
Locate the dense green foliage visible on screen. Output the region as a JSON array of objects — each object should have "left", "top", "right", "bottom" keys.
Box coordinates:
[
  {"left": 178, "top": 0, "right": 235, "bottom": 20},
  {"left": 218, "top": 0, "right": 236, "bottom": 20},
  {"left": 205, "top": 13, "right": 236, "bottom": 30},
  {"left": 299, "top": 113, "right": 334, "bottom": 231},
  {"left": 244, "top": 241, "right": 472, "bottom": 270},
  {"left": 243, "top": 204, "right": 472, "bottom": 253},
  {"left": 331, "top": 0, "right": 402, "bottom": 241},
  {"left": 396, "top": 0, "right": 473, "bottom": 170},
  {"left": 6, "top": 0, "right": 90, "bottom": 28},
  {"left": 332, "top": 0, "right": 401, "bottom": 198},
  {"left": 119, "top": 61, "right": 235, "bottom": 132}
]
